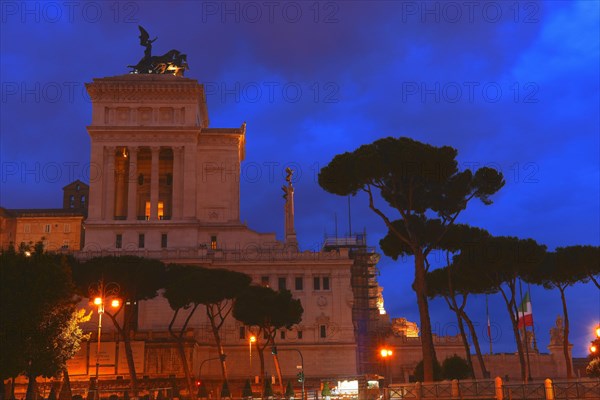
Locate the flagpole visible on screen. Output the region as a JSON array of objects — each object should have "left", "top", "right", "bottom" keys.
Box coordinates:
[
  {"left": 527, "top": 283, "right": 538, "bottom": 352},
  {"left": 518, "top": 279, "right": 532, "bottom": 382},
  {"left": 486, "top": 294, "right": 492, "bottom": 355}
]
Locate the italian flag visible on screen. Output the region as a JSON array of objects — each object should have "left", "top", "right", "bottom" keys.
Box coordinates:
[{"left": 517, "top": 291, "right": 533, "bottom": 329}]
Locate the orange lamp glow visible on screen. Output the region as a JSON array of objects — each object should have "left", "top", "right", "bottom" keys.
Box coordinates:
[
  {"left": 111, "top": 299, "right": 121, "bottom": 308},
  {"left": 380, "top": 348, "right": 393, "bottom": 358},
  {"left": 250, "top": 335, "right": 256, "bottom": 343},
  {"left": 596, "top": 326, "right": 600, "bottom": 338},
  {"left": 93, "top": 297, "right": 102, "bottom": 306},
  {"left": 591, "top": 345, "right": 598, "bottom": 354}
]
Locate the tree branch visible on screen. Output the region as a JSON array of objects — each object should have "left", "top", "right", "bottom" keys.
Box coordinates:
[{"left": 363, "top": 185, "right": 412, "bottom": 247}]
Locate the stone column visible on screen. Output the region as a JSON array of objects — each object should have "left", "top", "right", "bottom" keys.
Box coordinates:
[
  {"left": 105, "top": 146, "right": 116, "bottom": 220},
  {"left": 87, "top": 143, "right": 104, "bottom": 221},
  {"left": 172, "top": 146, "right": 183, "bottom": 220},
  {"left": 183, "top": 144, "right": 196, "bottom": 218},
  {"left": 127, "top": 146, "right": 138, "bottom": 221},
  {"left": 150, "top": 146, "right": 160, "bottom": 220}
]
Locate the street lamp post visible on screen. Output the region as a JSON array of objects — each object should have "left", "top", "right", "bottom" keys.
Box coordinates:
[
  {"left": 89, "top": 279, "right": 120, "bottom": 383},
  {"left": 249, "top": 335, "right": 256, "bottom": 377},
  {"left": 380, "top": 348, "right": 393, "bottom": 386}
]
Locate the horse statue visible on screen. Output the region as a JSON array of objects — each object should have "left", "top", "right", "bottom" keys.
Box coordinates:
[{"left": 127, "top": 26, "right": 189, "bottom": 76}]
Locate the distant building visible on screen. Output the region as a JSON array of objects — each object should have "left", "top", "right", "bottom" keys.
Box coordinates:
[
  {"left": 0, "top": 208, "right": 84, "bottom": 251},
  {"left": 0, "top": 180, "right": 87, "bottom": 251},
  {"left": 63, "top": 180, "right": 89, "bottom": 216}
]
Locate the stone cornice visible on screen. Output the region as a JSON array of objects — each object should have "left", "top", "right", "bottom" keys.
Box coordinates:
[{"left": 86, "top": 75, "right": 205, "bottom": 102}]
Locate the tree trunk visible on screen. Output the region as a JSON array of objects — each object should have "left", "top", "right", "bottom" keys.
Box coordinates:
[
  {"left": 257, "top": 346, "right": 266, "bottom": 382},
  {"left": 25, "top": 374, "right": 37, "bottom": 400},
  {"left": 414, "top": 250, "right": 437, "bottom": 382},
  {"left": 108, "top": 310, "right": 139, "bottom": 396},
  {"left": 122, "top": 331, "right": 138, "bottom": 395},
  {"left": 445, "top": 295, "right": 474, "bottom": 377},
  {"left": 176, "top": 338, "right": 195, "bottom": 399},
  {"left": 461, "top": 310, "right": 489, "bottom": 378},
  {"left": 272, "top": 353, "right": 284, "bottom": 395},
  {"left": 59, "top": 369, "right": 73, "bottom": 400},
  {"left": 207, "top": 310, "right": 228, "bottom": 381},
  {"left": 445, "top": 267, "right": 474, "bottom": 379},
  {"left": 558, "top": 287, "right": 573, "bottom": 379},
  {"left": 455, "top": 309, "right": 474, "bottom": 377},
  {"left": 501, "top": 289, "right": 527, "bottom": 381},
  {"left": 10, "top": 378, "right": 16, "bottom": 400}
]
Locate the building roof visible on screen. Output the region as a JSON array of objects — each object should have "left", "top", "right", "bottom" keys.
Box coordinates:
[
  {"left": 1, "top": 208, "right": 85, "bottom": 218},
  {"left": 62, "top": 180, "right": 89, "bottom": 190}
]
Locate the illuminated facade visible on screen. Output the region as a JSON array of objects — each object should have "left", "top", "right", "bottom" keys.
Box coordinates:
[{"left": 75, "top": 74, "right": 388, "bottom": 387}]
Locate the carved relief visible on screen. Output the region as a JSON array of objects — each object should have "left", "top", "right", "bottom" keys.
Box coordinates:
[
  {"left": 89, "top": 132, "right": 198, "bottom": 143},
  {"left": 139, "top": 107, "right": 153, "bottom": 124},
  {"left": 159, "top": 107, "right": 174, "bottom": 123},
  {"left": 317, "top": 296, "right": 328, "bottom": 308},
  {"left": 116, "top": 107, "right": 131, "bottom": 123}
]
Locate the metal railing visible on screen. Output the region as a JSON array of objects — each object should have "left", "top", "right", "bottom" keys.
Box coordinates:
[{"left": 384, "top": 378, "right": 600, "bottom": 400}]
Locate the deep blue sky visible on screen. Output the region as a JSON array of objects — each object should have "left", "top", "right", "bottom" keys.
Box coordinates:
[{"left": 1, "top": 1, "right": 598, "bottom": 357}]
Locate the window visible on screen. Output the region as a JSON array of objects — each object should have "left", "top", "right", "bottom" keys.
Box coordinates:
[
  {"left": 62, "top": 240, "right": 69, "bottom": 249},
  {"left": 80, "top": 195, "right": 86, "bottom": 205},
  {"left": 69, "top": 195, "right": 75, "bottom": 208},
  {"left": 116, "top": 234, "right": 122, "bottom": 249},
  {"left": 313, "top": 276, "right": 331, "bottom": 291},
  {"left": 64, "top": 224, "right": 71, "bottom": 233},
  {"left": 23, "top": 224, "right": 31, "bottom": 233},
  {"left": 211, "top": 235, "right": 217, "bottom": 250},
  {"left": 261, "top": 276, "right": 270, "bottom": 287},
  {"left": 297, "top": 330, "right": 303, "bottom": 339},
  {"left": 76, "top": 184, "right": 80, "bottom": 191},
  {"left": 280, "top": 330, "right": 286, "bottom": 340},
  {"left": 295, "top": 277, "right": 303, "bottom": 290},
  {"left": 158, "top": 201, "right": 164, "bottom": 220},
  {"left": 44, "top": 224, "right": 51, "bottom": 233},
  {"left": 138, "top": 234, "right": 145, "bottom": 248},
  {"left": 278, "top": 277, "right": 286, "bottom": 291},
  {"left": 239, "top": 326, "right": 246, "bottom": 340},
  {"left": 320, "top": 325, "right": 327, "bottom": 338},
  {"left": 161, "top": 234, "right": 168, "bottom": 248},
  {"left": 145, "top": 202, "right": 164, "bottom": 219}
]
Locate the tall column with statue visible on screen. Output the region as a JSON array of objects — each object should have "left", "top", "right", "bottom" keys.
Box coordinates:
[{"left": 282, "top": 167, "right": 298, "bottom": 248}]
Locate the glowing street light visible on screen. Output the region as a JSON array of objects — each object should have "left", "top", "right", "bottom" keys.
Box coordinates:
[
  {"left": 379, "top": 348, "right": 394, "bottom": 386},
  {"left": 249, "top": 335, "right": 256, "bottom": 375},
  {"left": 380, "top": 349, "right": 393, "bottom": 358},
  {"left": 89, "top": 279, "right": 121, "bottom": 383},
  {"left": 595, "top": 326, "right": 600, "bottom": 338}
]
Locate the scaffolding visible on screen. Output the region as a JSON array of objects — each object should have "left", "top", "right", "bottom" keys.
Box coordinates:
[{"left": 322, "top": 231, "right": 388, "bottom": 376}]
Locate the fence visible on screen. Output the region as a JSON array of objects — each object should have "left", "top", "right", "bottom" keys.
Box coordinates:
[{"left": 385, "top": 377, "right": 600, "bottom": 400}]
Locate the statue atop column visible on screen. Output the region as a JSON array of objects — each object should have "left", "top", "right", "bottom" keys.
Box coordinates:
[
  {"left": 550, "top": 315, "right": 565, "bottom": 346},
  {"left": 282, "top": 167, "right": 298, "bottom": 248},
  {"left": 128, "top": 25, "right": 189, "bottom": 76}
]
